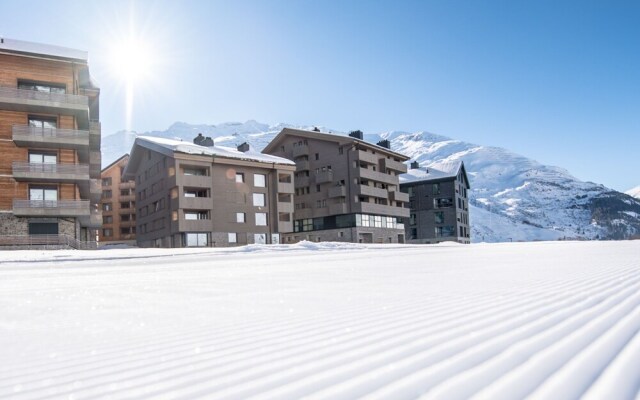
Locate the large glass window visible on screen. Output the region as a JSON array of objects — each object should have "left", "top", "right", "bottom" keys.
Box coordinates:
[
  {"left": 29, "top": 187, "right": 57, "bottom": 203},
  {"left": 434, "top": 211, "right": 445, "bottom": 224},
  {"left": 28, "top": 116, "right": 57, "bottom": 129},
  {"left": 185, "top": 233, "right": 208, "bottom": 247},
  {"left": 254, "top": 174, "right": 266, "bottom": 187},
  {"left": 255, "top": 212, "right": 268, "bottom": 226},
  {"left": 434, "top": 198, "right": 453, "bottom": 208},
  {"left": 228, "top": 233, "right": 237, "bottom": 243},
  {"left": 18, "top": 81, "right": 66, "bottom": 94},
  {"left": 185, "top": 211, "right": 209, "bottom": 220},
  {"left": 236, "top": 213, "right": 246, "bottom": 223},
  {"left": 29, "top": 152, "right": 57, "bottom": 164},
  {"left": 253, "top": 193, "right": 266, "bottom": 207},
  {"left": 435, "top": 226, "right": 455, "bottom": 237},
  {"left": 433, "top": 183, "right": 441, "bottom": 195}
]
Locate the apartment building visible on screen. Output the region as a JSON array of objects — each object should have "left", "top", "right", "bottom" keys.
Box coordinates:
[
  {"left": 400, "top": 161, "right": 471, "bottom": 244},
  {"left": 0, "top": 38, "right": 101, "bottom": 248},
  {"left": 262, "top": 128, "right": 410, "bottom": 243},
  {"left": 123, "top": 136, "right": 296, "bottom": 247},
  {"left": 99, "top": 154, "right": 136, "bottom": 244}
]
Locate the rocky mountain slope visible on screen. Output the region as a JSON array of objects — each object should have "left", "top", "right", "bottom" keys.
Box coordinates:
[{"left": 102, "top": 121, "right": 640, "bottom": 242}]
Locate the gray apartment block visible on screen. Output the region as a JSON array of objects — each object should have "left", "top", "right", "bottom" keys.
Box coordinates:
[
  {"left": 400, "top": 161, "right": 471, "bottom": 244},
  {"left": 263, "top": 128, "right": 410, "bottom": 243},
  {"left": 123, "top": 136, "right": 296, "bottom": 247}
]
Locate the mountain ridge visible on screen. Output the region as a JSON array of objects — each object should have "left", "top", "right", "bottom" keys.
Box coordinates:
[{"left": 101, "top": 120, "right": 640, "bottom": 242}]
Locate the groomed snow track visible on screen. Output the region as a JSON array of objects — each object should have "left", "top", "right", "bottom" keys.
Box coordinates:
[{"left": 0, "top": 241, "right": 639, "bottom": 399}]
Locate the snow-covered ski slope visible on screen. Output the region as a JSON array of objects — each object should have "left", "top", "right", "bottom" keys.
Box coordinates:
[{"left": 1, "top": 240, "right": 639, "bottom": 399}]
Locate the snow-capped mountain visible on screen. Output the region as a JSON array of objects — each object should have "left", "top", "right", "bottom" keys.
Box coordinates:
[
  {"left": 102, "top": 121, "right": 640, "bottom": 242},
  {"left": 626, "top": 186, "right": 640, "bottom": 199}
]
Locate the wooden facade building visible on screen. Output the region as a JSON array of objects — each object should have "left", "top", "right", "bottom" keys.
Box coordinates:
[{"left": 0, "top": 38, "right": 101, "bottom": 248}]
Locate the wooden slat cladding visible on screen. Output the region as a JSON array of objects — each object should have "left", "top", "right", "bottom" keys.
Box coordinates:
[
  {"left": 0, "top": 110, "right": 26, "bottom": 139},
  {"left": 0, "top": 179, "right": 24, "bottom": 210},
  {"left": 0, "top": 53, "right": 74, "bottom": 89}
]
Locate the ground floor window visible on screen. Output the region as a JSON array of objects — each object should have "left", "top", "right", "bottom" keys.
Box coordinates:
[
  {"left": 185, "top": 233, "right": 208, "bottom": 247},
  {"left": 29, "top": 222, "right": 58, "bottom": 235}
]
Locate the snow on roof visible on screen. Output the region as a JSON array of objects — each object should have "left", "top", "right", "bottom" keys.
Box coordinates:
[
  {"left": 401, "top": 160, "right": 463, "bottom": 183},
  {"left": 137, "top": 135, "right": 295, "bottom": 166},
  {"left": 0, "top": 38, "right": 87, "bottom": 61}
]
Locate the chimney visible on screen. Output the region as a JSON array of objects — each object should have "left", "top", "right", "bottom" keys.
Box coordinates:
[
  {"left": 377, "top": 139, "right": 390, "bottom": 149},
  {"left": 237, "top": 142, "right": 250, "bottom": 152},
  {"left": 312, "top": 127, "right": 320, "bottom": 132},
  {"left": 193, "top": 133, "right": 205, "bottom": 145},
  {"left": 410, "top": 161, "right": 420, "bottom": 169},
  {"left": 349, "top": 130, "right": 364, "bottom": 140},
  {"left": 202, "top": 136, "right": 214, "bottom": 147}
]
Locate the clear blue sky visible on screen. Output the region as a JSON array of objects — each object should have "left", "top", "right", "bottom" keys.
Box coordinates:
[{"left": 2, "top": 0, "right": 638, "bottom": 191}]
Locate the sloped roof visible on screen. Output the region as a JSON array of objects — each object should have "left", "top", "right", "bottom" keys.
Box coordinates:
[
  {"left": 0, "top": 38, "right": 87, "bottom": 62},
  {"left": 136, "top": 136, "right": 295, "bottom": 165},
  {"left": 263, "top": 127, "right": 410, "bottom": 160},
  {"left": 401, "top": 160, "right": 470, "bottom": 188}
]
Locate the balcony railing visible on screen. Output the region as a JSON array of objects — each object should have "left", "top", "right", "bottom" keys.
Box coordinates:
[
  {"left": 12, "top": 125, "right": 90, "bottom": 148},
  {"left": 13, "top": 199, "right": 90, "bottom": 217},
  {"left": 292, "top": 145, "right": 309, "bottom": 158},
  {"left": 315, "top": 170, "right": 333, "bottom": 184},
  {"left": 13, "top": 162, "right": 89, "bottom": 181},
  {"left": 328, "top": 185, "right": 346, "bottom": 198},
  {"left": 0, "top": 86, "right": 88, "bottom": 106},
  {"left": 356, "top": 185, "right": 388, "bottom": 199}
]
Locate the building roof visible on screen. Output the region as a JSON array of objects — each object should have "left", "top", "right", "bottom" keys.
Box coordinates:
[
  {"left": 263, "top": 127, "right": 410, "bottom": 161},
  {"left": 0, "top": 38, "right": 88, "bottom": 62},
  {"left": 123, "top": 136, "right": 295, "bottom": 180},
  {"left": 101, "top": 154, "right": 130, "bottom": 174},
  {"left": 400, "top": 160, "right": 470, "bottom": 188}
]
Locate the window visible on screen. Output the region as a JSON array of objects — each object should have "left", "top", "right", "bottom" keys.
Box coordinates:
[
  {"left": 185, "top": 233, "right": 208, "bottom": 247},
  {"left": 228, "top": 232, "right": 237, "bottom": 243},
  {"left": 28, "top": 116, "right": 57, "bottom": 129},
  {"left": 102, "top": 203, "right": 112, "bottom": 211},
  {"left": 434, "top": 211, "right": 444, "bottom": 224},
  {"left": 102, "top": 177, "right": 112, "bottom": 187},
  {"left": 433, "top": 183, "right": 441, "bottom": 195},
  {"left": 18, "top": 80, "right": 65, "bottom": 94},
  {"left": 121, "top": 202, "right": 130, "bottom": 209},
  {"left": 29, "top": 186, "right": 57, "bottom": 203},
  {"left": 103, "top": 216, "right": 113, "bottom": 224},
  {"left": 121, "top": 227, "right": 131, "bottom": 235},
  {"left": 236, "top": 212, "right": 246, "bottom": 223},
  {"left": 183, "top": 167, "right": 207, "bottom": 176},
  {"left": 409, "top": 214, "right": 417, "bottom": 225},
  {"left": 29, "top": 222, "right": 58, "bottom": 235},
  {"left": 253, "top": 193, "right": 266, "bottom": 207},
  {"left": 316, "top": 185, "right": 321, "bottom": 192},
  {"left": 434, "top": 198, "right": 453, "bottom": 208},
  {"left": 185, "top": 211, "right": 209, "bottom": 220},
  {"left": 254, "top": 174, "right": 266, "bottom": 187},
  {"left": 458, "top": 198, "right": 463, "bottom": 208},
  {"left": 435, "top": 226, "right": 455, "bottom": 237},
  {"left": 102, "top": 228, "right": 113, "bottom": 237},
  {"left": 460, "top": 226, "right": 464, "bottom": 237},
  {"left": 235, "top": 172, "right": 244, "bottom": 183},
  {"left": 29, "top": 152, "right": 56, "bottom": 164},
  {"left": 338, "top": 147, "right": 344, "bottom": 155},
  {"left": 120, "top": 215, "right": 130, "bottom": 222},
  {"left": 315, "top": 153, "right": 319, "bottom": 160},
  {"left": 102, "top": 190, "right": 112, "bottom": 199},
  {"left": 255, "top": 212, "right": 267, "bottom": 226},
  {"left": 120, "top": 189, "right": 130, "bottom": 196},
  {"left": 184, "top": 189, "right": 208, "bottom": 198}
]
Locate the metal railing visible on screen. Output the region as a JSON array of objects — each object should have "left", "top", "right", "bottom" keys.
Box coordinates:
[
  {"left": 0, "top": 86, "right": 88, "bottom": 106},
  {"left": 13, "top": 199, "right": 90, "bottom": 209},
  {"left": 12, "top": 125, "right": 90, "bottom": 141},
  {"left": 13, "top": 162, "right": 90, "bottom": 175},
  {"left": 0, "top": 234, "right": 97, "bottom": 250}
]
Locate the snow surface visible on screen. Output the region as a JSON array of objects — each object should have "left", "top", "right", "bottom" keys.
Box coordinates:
[
  {"left": 400, "top": 161, "right": 462, "bottom": 183},
  {"left": 1, "top": 240, "right": 639, "bottom": 399},
  {"left": 136, "top": 135, "right": 295, "bottom": 165},
  {"left": 0, "top": 38, "right": 87, "bottom": 61},
  {"left": 626, "top": 186, "right": 640, "bottom": 199}
]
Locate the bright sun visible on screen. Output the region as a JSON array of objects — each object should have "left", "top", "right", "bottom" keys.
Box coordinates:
[{"left": 110, "top": 37, "right": 154, "bottom": 84}]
